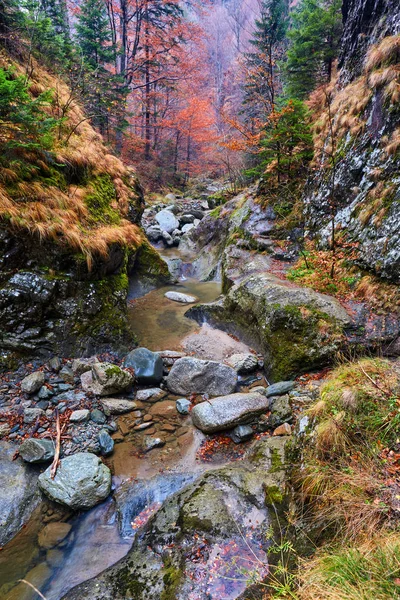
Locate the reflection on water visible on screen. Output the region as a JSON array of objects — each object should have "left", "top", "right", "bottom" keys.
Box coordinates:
[{"left": 128, "top": 278, "right": 222, "bottom": 351}]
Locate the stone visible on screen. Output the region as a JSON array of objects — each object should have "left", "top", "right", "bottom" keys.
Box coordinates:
[
  {"left": 176, "top": 398, "right": 191, "bottom": 415},
  {"left": 59, "top": 366, "right": 75, "bottom": 383},
  {"left": 155, "top": 209, "right": 180, "bottom": 233},
  {"left": 191, "top": 392, "right": 270, "bottom": 434},
  {"left": 269, "top": 394, "right": 292, "bottom": 428},
  {"left": 38, "top": 386, "right": 53, "bottom": 399},
  {"left": 231, "top": 424, "right": 254, "bottom": 443},
  {"left": 71, "top": 357, "right": 98, "bottom": 376},
  {"left": 166, "top": 357, "right": 238, "bottom": 397},
  {"left": 100, "top": 398, "right": 137, "bottom": 415},
  {"left": 38, "top": 522, "right": 72, "bottom": 549},
  {"left": 143, "top": 437, "right": 165, "bottom": 452},
  {"left": 0, "top": 442, "right": 41, "bottom": 547},
  {"left": 19, "top": 438, "right": 55, "bottom": 463},
  {"left": 273, "top": 423, "right": 292, "bottom": 436},
  {"left": 98, "top": 430, "right": 114, "bottom": 456},
  {"left": 0, "top": 423, "right": 10, "bottom": 438},
  {"left": 81, "top": 363, "right": 134, "bottom": 397},
  {"left": 134, "top": 422, "right": 153, "bottom": 431},
  {"left": 181, "top": 223, "right": 195, "bottom": 234},
  {"left": 48, "top": 357, "right": 62, "bottom": 372},
  {"left": 123, "top": 348, "right": 164, "bottom": 385},
  {"left": 23, "top": 407, "right": 44, "bottom": 424},
  {"left": 46, "top": 548, "right": 65, "bottom": 567},
  {"left": 136, "top": 388, "right": 167, "bottom": 403},
  {"left": 21, "top": 371, "right": 45, "bottom": 394},
  {"left": 165, "top": 193, "right": 177, "bottom": 203},
  {"left": 226, "top": 353, "right": 259, "bottom": 374},
  {"left": 265, "top": 381, "right": 295, "bottom": 397},
  {"left": 164, "top": 291, "right": 198, "bottom": 304},
  {"left": 146, "top": 225, "right": 163, "bottom": 242},
  {"left": 69, "top": 409, "right": 90, "bottom": 423},
  {"left": 90, "top": 409, "right": 106, "bottom": 424},
  {"left": 38, "top": 452, "right": 112, "bottom": 510},
  {"left": 180, "top": 214, "right": 195, "bottom": 224},
  {"left": 5, "top": 562, "right": 52, "bottom": 600},
  {"left": 161, "top": 231, "right": 174, "bottom": 246}
]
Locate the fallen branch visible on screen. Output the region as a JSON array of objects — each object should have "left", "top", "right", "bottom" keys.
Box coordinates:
[
  {"left": 19, "top": 579, "right": 47, "bottom": 600},
  {"left": 50, "top": 408, "right": 61, "bottom": 480},
  {"left": 359, "top": 364, "right": 392, "bottom": 398}
]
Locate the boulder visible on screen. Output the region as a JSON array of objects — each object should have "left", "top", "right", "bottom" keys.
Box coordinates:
[
  {"left": 59, "top": 366, "right": 75, "bottom": 383},
  {"left": 38, "top": 453, "right": 111, "bottom": 510},
  {"left": 269, "top": 394, "right": 292, "bottom": 428},
  {"left": 191, "top": 392, "right": 270, "bottom": 433},
  {"left": 123, "top": 348, "right": 164, "bottom": 384},
  {"left": 81, "top": 363, "right": 134, "bottom": 397},
  {"left": 38, "top": 522, "right": 72, "bottom": 549},
  {"left": 143, "top": 437, "right": 165, "bottom": 452},
  {"left": 164, "top": 291, "right": 198, "bottom": 304},
  {"left": 231, "top": 424, "right": 254, "bottom": 443},
  {"left": 155, "top": 209, "right": 180, "bottom": 233},
  {"left": 71, "top": 357, "right": 98, "bottom": 376},
  {"left": 273, "top": 423, "right": 292, "bottom": 436},
  {"left": 179, "top": 214, "right": 195, "bottom": 224},
  {"left": 181, "top": 223, "right": 195, "bottom": 234},
  {"left": 0, "top": 423, "right": 10, "bottom": 438},
  {"left": 19, "top": 438, "right": 55, "bottom": 463},
  {"left": 146, "top": 225, "right": 163, "bottom": 242},
  {"left": 90, "top": 409, "right": 106, "bottom": 424},
  {"left": 21, "top": 371, "right": 45, "bottom": 394},
  {"left": 98, "top": 430, "right": 114, "bottom": 456},
  {"left": 0, "top": 442, "right": 41, "bottom": 547},
  {"left": 100, "top": 398, "right": 137, "bottom": 415},
  {"left": 69, "top": 409, "right": 90, "bottom": 423},
  {"left": 167, "top": 357, "right": 238, "bottom": 397},
  {"left": 226, "top": 353, "right": 259, "bottom": 374},
  {"left": 176, "top": 398, "right": 191, "bottom": 415},
  {"left": 265, "top": 381, "right": 295, "bottom": 397},
  {"left": 48, "top": 357, "right": 62, "bottom": 372}
]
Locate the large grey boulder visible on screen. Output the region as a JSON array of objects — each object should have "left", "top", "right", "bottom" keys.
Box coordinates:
[
  {"left": 38, "top": 453, "right": 111, "bottom": 510},
  {"left": 167, "top": 357, "right": 238, "bottom": 397},
  {"left": 19, "top": 438, "right": 55, "bottom": 463},
  {"left": 226, "top": 353, "right": 259, "bottom": 374},
  {"left": 0, "top": 442, "right": 41, "bottom": 546},
  {"left": 191, "top": 392, "right": 270, "bottom": 433},
  {"left": 123, "top": 348, "right": 164, "bottom": 384},
  {"left": 155, "top": 209, "right": 179, "bottom": 233},
  {"left": 21, "top": 371, "right": 45, "bottom": 394},
  {"left": 81, "top": 363, "right": 134, "bottom": 396}
]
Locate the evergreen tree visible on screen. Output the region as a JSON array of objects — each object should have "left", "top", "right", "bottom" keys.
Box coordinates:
[
  {"left": 284, "top": 0, "right": 342, "bottom": 99},
  {"left": 39, "top": 0, "right": 72, "bottom": 59},
  {"left": 76, "top": 0, "right": 124, "bottom": 137},
  {"left": 244, "top": 0, "right": 289, "bottom": 121}
]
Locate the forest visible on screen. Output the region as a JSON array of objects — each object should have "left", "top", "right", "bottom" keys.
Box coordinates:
[{"left": 0, "top": 0, "right": 399, "bottom": 599}]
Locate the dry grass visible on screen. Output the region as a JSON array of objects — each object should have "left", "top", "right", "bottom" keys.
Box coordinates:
[
  {"left": 0, "top": 50, "right": 143, "bottom": 268},
  {"left": 365, "top": 35, "right": 400, "bottom": 73}
]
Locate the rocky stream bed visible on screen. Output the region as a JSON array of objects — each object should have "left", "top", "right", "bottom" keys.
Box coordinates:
[{"left": 1, "top": 187, "right": 399, "bottom": 600}]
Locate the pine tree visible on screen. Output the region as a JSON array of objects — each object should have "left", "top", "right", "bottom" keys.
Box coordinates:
[
  {"left": 76, "top": 0, "right": 123, "bottom": 137},
  {"left": 40, "top": 0, "right": 72, "bottom": 59},
  {"left": 284, "top": 0, "right": 342, "bottom": 99},
  {"left": 243, "top": 0, "right": 289, "bottom": 121}
]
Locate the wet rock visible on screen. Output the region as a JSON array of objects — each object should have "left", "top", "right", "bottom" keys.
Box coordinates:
[
  {"left": 136, "top": 388, "right": 167, "bottom": 404},
  {"left": 146, "top": 225, "right": 163, "bottom": 242},
  {"left": 70, "top": 409, "right": 90, "bottom": 423},
  {"left": 38, "top": 386, "right": 53, "bottom": 399},
  {"left": 226, "top": 353, "right": 259, "bottom": 374},
  {"left": 98, "top": 430, "right": 114, "bottom": 456},
  {"left": 38, "top": 522, "right": 72, "bottom": 549},
  {"left": 123, "top": 348, "right": 163, "bottom": 385},
  {"left": 165, "top": 291, "right": 198, "bottom": 304},
  {"left": 191, "top": 391, "right": 270, "bottom": 434},
  {"left": 47, "top": 548, "right": 65, "bottom": 567},
  {"left": 23, "top": 407, "right": 44, "bottom": 424},
  {"left": 90, "top": 409, "right": 106, "bottom": 424},
  {"left": 176, "top": 398, "right": 191, "bottom": 415},
  {"left": 167, "top": 357, "right": 238, "bottom": 397},
  {"left": 143, "top": 437, "right": 165, "bottom": 452},
  {"left": 155, "top": 209, "right": 180, "bottom": 233},
  {"left": 0, "top": 442, "right": 41, "bottom": 546},
  {"left": 273, "top": 423, "right": 292, "bottom": 436},
  {"left": 38, "top": 452, "right": 111, "bottom": 510},
  {"left": 269, "top": 394, "right": 292, "bottom": 428},
  {"left": 231, "top": 424, "right": 254, "bottom": 443},
  {"left": 5, "top": 562, "right": 52, "bottom": 600},
  {"left": 100, "top": 398, "right": 137, "bottom": 415},
  {"left": 71, "top": 357, "right": 98, "bottom": 376},
  {"left": 21, "top": 371, "right": 45, "bottom": 394},
  {"left": 59, "top": 366, "right": 75, "bottom": 383},
  {"left": 19, "top": 438, "right": 55, "bottom": 463},
  {"left": 266, "top": 381, "right": 295, "bottom": 397},
  {"left": 81, "top": 363, "right": 134, "bottom": 397}
]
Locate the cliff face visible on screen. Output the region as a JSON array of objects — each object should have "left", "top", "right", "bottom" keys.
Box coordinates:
[
  {"left": 305, "top": 0, "right": 400, "bottom": 283},
  {"left": 0, "top": 52, "right": 168, "bottom": 363}
]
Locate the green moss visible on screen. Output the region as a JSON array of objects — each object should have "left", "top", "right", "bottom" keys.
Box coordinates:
[
  {"left": 105, "top": 365, "right": 123, "bottom": 376},
  {"left": 264, "top": 484, "right": 284, "bottom": 506},
  {"left": 161, "top": 562, "right": 183, "bottom": 600},
  {"left": 269, "top": 448, "right": 284, "bottom": 474},
  {"left": 134, "top": 239, "right": 170, "bottom": 282},
  {"left": 84, "top": 174, "right": 121, "bottom": 225},
  {"left": 209, "top": 206, "right": 222, "bottom": 218}
]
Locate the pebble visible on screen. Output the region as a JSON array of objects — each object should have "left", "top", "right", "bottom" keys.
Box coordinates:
[
  {"left": 134, "top": 422, "right": 154, "bottom": 431},
  {"left": 69, "top": 409, "right": 90, "bottom": 423},
  {"left": 90, "top": 409, "right": 106, "bottom": 424}
]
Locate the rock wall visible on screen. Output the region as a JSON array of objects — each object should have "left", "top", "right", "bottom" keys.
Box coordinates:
[{"left": 305, "top": 0, "right": 400, "bottom": 283}]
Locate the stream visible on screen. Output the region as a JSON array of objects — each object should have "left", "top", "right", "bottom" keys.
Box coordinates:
[{"left": 0, "top": 245, "right": 256, "bottom": 600}]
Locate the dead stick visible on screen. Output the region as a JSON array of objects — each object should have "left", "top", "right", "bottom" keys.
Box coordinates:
[
  {"left": 359, "top": 365, "right": 392, "bottom": 397},
  {"left": 19, "top": 580, "right": 47, "bottom": 600},
  {"left": 50, "top": 408, "right": 61, "bottom": 480}
]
